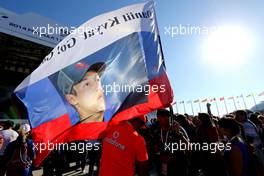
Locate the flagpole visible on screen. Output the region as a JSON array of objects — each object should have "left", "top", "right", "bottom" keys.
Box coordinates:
[
  {"left": 190, "top": 102, "right": 194, "bottom": 116},
  {"left": 215, "top": 100, "right": 220, "bottom": 117},
  {"left": 232, "top": 98, "right": 237, "bottom": 111},
  {"left": 237, "top": 99, "right": 241, "bottom": 109},
  {"left": 224, "top": 99, "right": 228, "bottom": 114},
  {"left": 198, "top": 100, "right": 202, "bottom": 112},
  {"left": 175, "top": 102, "right": 179, "bottom": 114},
  {"left": 252, "top": 93, "right": 258, "bottom": 111},
  {"left": 183, "top": 102, "right": 186, "bottom": 114},
  {"left": 241, "top": 95, "right": 247, "bottom": 109}
]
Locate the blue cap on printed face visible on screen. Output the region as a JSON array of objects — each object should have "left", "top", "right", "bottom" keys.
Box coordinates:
[{"left": 57, "top": 62, "right": 106, "bottom": 94}]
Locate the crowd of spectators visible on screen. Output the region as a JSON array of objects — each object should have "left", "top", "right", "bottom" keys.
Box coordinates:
[{"left": 1, "top": 104, "right": 264, "bottom": 176}]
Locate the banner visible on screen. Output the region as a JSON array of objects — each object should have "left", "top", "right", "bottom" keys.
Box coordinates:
[{"left": 14, "top": 1, "right": 173, "bottom": 166}]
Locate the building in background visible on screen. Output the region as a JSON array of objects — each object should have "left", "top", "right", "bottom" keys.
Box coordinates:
[{"left": 0, "top": 7, "right": 68, "bottom": 121}]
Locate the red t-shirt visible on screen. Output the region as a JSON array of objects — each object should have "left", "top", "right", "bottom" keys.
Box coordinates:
[{"left": 99, "top": 122, "right": 148, "bottom": 176}]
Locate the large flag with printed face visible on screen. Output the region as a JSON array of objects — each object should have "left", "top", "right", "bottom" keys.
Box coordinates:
[{"left": 14, "top": 1, "right": 173, "bottom": 166}]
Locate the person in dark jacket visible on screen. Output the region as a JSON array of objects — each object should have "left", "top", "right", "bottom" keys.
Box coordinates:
[{"left": 3, "top": 124, "right": 35, "bottom": 176}]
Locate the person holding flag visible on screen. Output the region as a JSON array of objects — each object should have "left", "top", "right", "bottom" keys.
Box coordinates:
[{"left": 99, "top": 115, "right": 149, "bottom": 176}]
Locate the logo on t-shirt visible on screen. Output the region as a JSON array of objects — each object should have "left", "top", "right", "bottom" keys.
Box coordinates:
[
  {"left": 112, "top": 131, "right": 119, "bottom": 139},
  {"left": 105, "top": 131, "right": 125, "bottom": 150}
]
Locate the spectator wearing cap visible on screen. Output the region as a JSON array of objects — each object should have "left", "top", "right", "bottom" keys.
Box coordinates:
[
  {"left": 99, "top": 115, "right": 149, "bottom": 176},
  {"left": 3, "top": 124, "right": 35, "bottom": 176},
  {"left": 57, "top": 62, "right": 106, "bottom": 123}
]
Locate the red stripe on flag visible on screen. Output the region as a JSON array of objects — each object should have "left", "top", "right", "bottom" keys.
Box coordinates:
[
  {"left": 32, "top": 114, "right": 107, "bottom": 166},
  {"left": 31, "top": 113, "right": 71, "bottom": 144},
  {"left": 111, "top": 73, "right": 173, "bottom": 123},
  {"left": 31, "top": 113, "right": 71, "bottom": 166}
]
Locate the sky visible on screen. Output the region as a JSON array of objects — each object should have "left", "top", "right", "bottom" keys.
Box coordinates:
[{"left": 1, "top": 0, "right": 264, "bottom": 116}]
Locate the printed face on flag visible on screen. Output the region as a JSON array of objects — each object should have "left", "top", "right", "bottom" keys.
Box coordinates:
[
  {"left": 50, "top": 32, "right": 152, "bottom": 123},
  {"left": 56, "top": 62, "right": 106, "bottom": 123}
]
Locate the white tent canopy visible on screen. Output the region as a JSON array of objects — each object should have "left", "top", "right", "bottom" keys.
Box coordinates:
[{"left": 0, "top": 7, "right": 68, "bottom": 48}]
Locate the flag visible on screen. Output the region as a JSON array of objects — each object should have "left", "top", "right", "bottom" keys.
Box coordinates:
[
  {"left": 14, "top": 1, "right": 173, "bottom": 166},
  {"left": 179, "top": 101, "right": 184, "bottom": 104},
  {"left": 236, "top": 94, "right": 243, "bottom": 98},
  {"left": 201, "top": 98, "right": 207, "bottom": 103},
  {"left": 228, "top": 96, "right": 234, "bottom": 100},
  {"left": 193, "top": 99, "right": 199, "bottom": 103},
  {"left": 258, "top": 91, "right": 264, "bottom": 96},
  {"left": 220, "top": 97, "right": 225, "bottom": 101},
  {"left": 210, "top": 98, "right": 216, "bottom": 102},
  {"left": 246, "top": 94, "right": 252, "bottom": 98}
]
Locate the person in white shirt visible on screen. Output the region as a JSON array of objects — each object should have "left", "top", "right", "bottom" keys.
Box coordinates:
[{"left": 0, "top": 120, "right": 19, "bottom": 156}]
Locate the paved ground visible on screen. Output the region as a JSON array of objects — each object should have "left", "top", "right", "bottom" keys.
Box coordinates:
[
  {"left": 31, "top": 163, "right": 158, "bottom": 176},
  {"left": 32, "top": 164, "right": 92, "bottom": 176}
]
